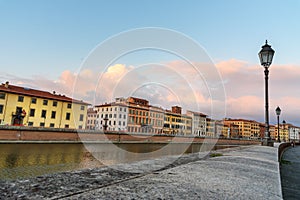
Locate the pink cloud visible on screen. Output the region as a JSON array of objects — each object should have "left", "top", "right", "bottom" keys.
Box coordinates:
[{"left": 2, "top": 59, "right": 300, "bottom": 126}]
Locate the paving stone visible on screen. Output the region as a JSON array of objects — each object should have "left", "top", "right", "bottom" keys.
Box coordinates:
[{"left": 0, "top": 146, "right": 282, "bottom": 199}]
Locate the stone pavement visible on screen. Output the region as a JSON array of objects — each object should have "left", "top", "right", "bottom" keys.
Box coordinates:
[
  {"left": 0, "top": 145, "right": 282, "bottom": 200},
  {"left": 280, "top": 145, "right": 300, "bottom": 200}
]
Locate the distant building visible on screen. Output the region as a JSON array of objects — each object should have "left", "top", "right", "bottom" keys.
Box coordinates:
[
  {"left": 163, "top": 106, "right": 192, "bottom": 135},
  {"left": 288, "top": 125, "right": 300, "bottom": 142},
  {"left": 223, "top": 120, "right": 240, "bottom": 138},
  {"left": 205, "top": 118, "right": 215, "bottom": 137},
  {"left": 95, "top": 101, "right": 128, "bottom": 132},
  {"left": 186, "top": 110, "right": 207, "bottom": 137},
  {"left": 86, "top": 108, "right": 97, "bottom": 130},
  {"left": 148, "top": 105, "right": 164, "bottom": 134},
  {"left": 0, "top": 81, "right": 89, "bottom": 129},
  {"left": 127, "top": 97, "right": 150, "bottom": 133},
  {"left": 224, "top": 118, "right": 260, "bottom": 139}
]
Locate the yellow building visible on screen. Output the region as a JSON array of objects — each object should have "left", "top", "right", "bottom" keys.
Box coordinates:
[
  {"left": 206, "top": 118, "right": 215, "bottom": 137},
  {"left": 163, "top": 106, "right": 192, "bottom": 135},
  {"left": 0, "top": 81, "right": 88, "bottom": 129},
  {"left": 224, "top": 118, "right": 260, "bottom": 139}
]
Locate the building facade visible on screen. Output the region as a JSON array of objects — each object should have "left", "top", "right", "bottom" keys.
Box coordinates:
[
  {"left": 127, "top": 97, "right": 150, "bottom": 133},
  {"left": 289, "top": 125, "right": 300, "bottom": 142},
  {"left": 86, "top": 108, "right": 97, "bottom": 130},
  {"left": 223, "top": 120, "right": 240, "bottom": 138},
  {"left": 224, "top": 119, "right": 261, "bottom": 139},
  {"left": 186, "top": 110, "right": 207, "bottom": 137},
  {"left": 0, "top": 82, "right": 88, "bottom": 129},
  {"left": 163, "top": 106, "right": 192, "bottom": 135},
  {"left": 95, "top": 102, "right": 128, "bottom": 132}
]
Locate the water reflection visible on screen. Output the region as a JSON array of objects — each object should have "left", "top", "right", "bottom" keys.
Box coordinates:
[{"left": 0, "top": 143, "right": 229, "bottom": 180}]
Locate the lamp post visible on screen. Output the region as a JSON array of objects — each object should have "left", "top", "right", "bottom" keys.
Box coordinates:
[
  {"left": 282, "top": 120, "right": 286, "bottom": 142},
  {"left": 275, "top": 106, "right": 281, "bottom": 143},
  {"left": 258, "top": 40, "right": 275, "bottom": 146}
]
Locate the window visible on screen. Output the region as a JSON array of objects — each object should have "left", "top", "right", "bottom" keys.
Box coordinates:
[
  {"left": 28, "top": 122, "right": 33, "bottom": 126},
  {"left": 53, "top": 101, "right": 57, "bottom": 107},
  {"left": 65, "top": 124, "right": 69, "bottom": 128},
  {"left": 120, "top": 107, "right": 122, "bottom": 112},
  {"left": 119, "top": 114, "right": 122, "bottom": 118},
  {"left": 31, "top": 98, "right": 37, "bottom": 104},
  {"left": 66, "top": 112, "right": 71, "bottom": 120},
  {"left": 41, "top": 110, "right": 47, "bottom": 118},
  {"left": 29, "top": 109, "right": 35, "bottom": 117},
  {"left": 81, "top": 105, "right": 85, "bottom": 110},
  {"left": 0, "top": 93, "right": 5, "bottom": 99},
  {"left": 78, "top": 125, "right": 83, "bottom": 129},
  {"left": 16, "top": 107, "right": 22, "bottom": 114},
  {"left": 67, "top": 103, "right": 72, "bottom": 109},
  {"left": 109, "top": 114, "right": 112, "bottom": 118},
  {"left": 124, "top": 108, "right": 126, "bottom": 112},
  {"left": 40, "top": 122, "right": 45, "bottom": 127},
  {"left": 50, "top": 123, "right": 55, "bottom": 128},
  {"left": 18, "top": 96, "right": 24, "bottom": 102},
  {"left": 0, "top": 105, "right": 3, "bottom": 114},
  {"left": 114, "top": 114, "right": 116, "bottom": 118},
  {"left": 79, "top": 114, "right": 84, "bottom": 121},
  {"left": 43, "top": 99, "right": 48, "bottom": 106},
  {"left": 51, "top": 111, "right": 56, "bottom": 119},
  {"left": 124, "top": 115, "right": 126, "bottom": 119}
]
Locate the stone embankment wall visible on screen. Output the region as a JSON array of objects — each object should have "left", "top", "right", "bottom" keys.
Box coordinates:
[{"left": 0, "top": 126, "right": 260, "bottom": 145}]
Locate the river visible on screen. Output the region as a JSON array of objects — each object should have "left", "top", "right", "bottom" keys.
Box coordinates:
[{"left": 0, "top": 142, "right": 230, "bottom": 180}]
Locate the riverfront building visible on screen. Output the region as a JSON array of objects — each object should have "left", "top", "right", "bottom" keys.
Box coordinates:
[
  {"left": 0, "top": 81, "right": 88, "bottom": 129},
  {"left": 94, "top": 98, "right": 128, "bottom": 132},
  {"left": 289, "top": 125, "right": 300, "bottom": 142},
  {"left": 186, "top": 110, "right": 207, "bottom": 137},
  {"left": 127, "top": 97, "right": 151, "bottom": 133},
  {"left": 223, "top": 119, "right": 260, "bottom": 139},
  {"left": 86, "top": 108, "right": 97, "bottom": 130},
  {"left": 223, "top": 121, "right": 240, "bottom": 138},
  {"left": 163, "top": 106, "right": 192, "bottom": 135},
  {"left": 95, "top": 97, "right": 165, "bottom": 134}
]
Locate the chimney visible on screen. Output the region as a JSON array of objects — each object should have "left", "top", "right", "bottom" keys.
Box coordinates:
[
  {"left": 53, "top": 91, "right": 56, "bottom": 95},
  {"left": 171, "top": 106, "right": 182, "bottom": 114},
  {"left": 4, "top": 81, "right": 9, "bottom": 88}
]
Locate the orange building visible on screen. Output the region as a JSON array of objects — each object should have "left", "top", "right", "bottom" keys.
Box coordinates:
[{"left": 224, "top": 118, "right": 260, "bottom": 139}]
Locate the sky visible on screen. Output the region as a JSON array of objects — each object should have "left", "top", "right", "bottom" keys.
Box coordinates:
[{"left": 0, "top": 0, "right": 300, "bottom": 125}]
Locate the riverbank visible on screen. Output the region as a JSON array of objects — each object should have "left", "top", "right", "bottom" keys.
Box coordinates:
[
  {"left": 0, "top": 145, "right": 282, "bottom": 199},
  {"left": 0, "top": 126, "right": 260, "bottom": 146}
]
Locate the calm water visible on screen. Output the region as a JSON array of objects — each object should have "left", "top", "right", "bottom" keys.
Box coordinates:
[{"left": 0, "top": 143, "right": 223, "bottom": 180}]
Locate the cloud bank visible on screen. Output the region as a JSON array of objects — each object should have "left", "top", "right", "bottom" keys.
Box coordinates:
[{"left": 1, "top": 59, "right": 300, "bottom": 125}]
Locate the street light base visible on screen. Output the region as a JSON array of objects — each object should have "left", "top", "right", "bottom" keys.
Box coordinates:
[{"left": 261, "top": 140, "right": 274, "bottom": 147}]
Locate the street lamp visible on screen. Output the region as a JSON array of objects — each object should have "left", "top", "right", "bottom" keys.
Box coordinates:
[
  {"left": 275, "top": 106, "right": 281, "bottom": 143},
  {"left": 259, "top": 40, "right": 275, "bottom": 146},
  {"left": 282, "top": 120, "right": 286, "bottom": 142}
]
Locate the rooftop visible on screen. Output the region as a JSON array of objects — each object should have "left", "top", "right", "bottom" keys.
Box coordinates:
[{"left": 0, "top": 81, "right": 89, "bottom": 105}]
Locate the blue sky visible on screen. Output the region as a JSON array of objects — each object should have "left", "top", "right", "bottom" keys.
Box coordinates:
[
  {"left": 1, "top": 0, "right": 299, "bottom": 78},
  {"left": 1, "top": 0, "right": 300, "bottom": 125}
]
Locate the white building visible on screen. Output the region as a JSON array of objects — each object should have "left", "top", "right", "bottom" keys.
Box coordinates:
[
  {"left": 289, "top": 126, "right": 300, "bottom": 141},
  {"left": 186, "top": 110, "right": 207, "bottom": 137},
  {"left": 95, "top": 101, "right": 128, "bottom": 132},
  {"left": 86, "top": 107, "right": 97, "bottom": 130}
]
